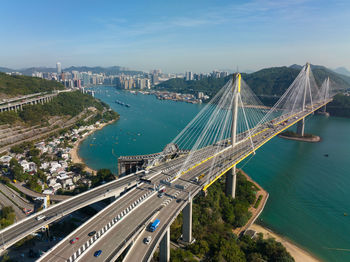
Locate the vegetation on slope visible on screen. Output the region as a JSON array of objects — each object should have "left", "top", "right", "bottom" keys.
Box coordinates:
[
  {"left": 0, "top": 91, "right": 119, "bottom": 126},
  {"left": 327, "top": 94, "right": 350, "bottom": 118},
  {"left": 0, "top": 206, "right": 15, "bottom": 229},
  {"left": 0, "top": 72, "right": 64, "bottom": 97},
  {"left": 166, "top": 171, "right": 294, "bottom": 262}
]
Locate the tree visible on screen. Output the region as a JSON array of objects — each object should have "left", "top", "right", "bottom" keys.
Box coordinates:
[
  {"left": 9, "top": 158, "right": 25, "bottom": 182},
  {"left": 26, "top": 178, "right": 42, "bottom": 193},
  {"left": 10, "top": 145, "right": 24, "bottom": 154}
]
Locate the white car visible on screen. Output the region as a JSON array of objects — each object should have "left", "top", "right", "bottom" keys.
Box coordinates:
[
  {"left": 36, "top": 215, "right": 46, "bottom": 221},
  {"left": 144, "top": 236, "right": 152, "bottom": 245}
]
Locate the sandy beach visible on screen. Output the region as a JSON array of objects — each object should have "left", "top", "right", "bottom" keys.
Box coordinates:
[
  {"left": 69, "top": 118, "right": 118, "bottom": 174},
  {"left": 249, "top": 224, "right": 321, "bottom": 262}
]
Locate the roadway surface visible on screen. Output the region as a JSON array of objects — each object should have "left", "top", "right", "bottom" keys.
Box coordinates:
[
  {"left": 42, "top": 186, "right": 153, "bottom": 261},
  {"left": 9, "top": 183, "right": 71, "bottom": 201},
  {"left": 0, "top": 184, "right": 34, "bottom": 220},
  {"left": 0, "top": 173, "right": 139, "bottom": 252}
]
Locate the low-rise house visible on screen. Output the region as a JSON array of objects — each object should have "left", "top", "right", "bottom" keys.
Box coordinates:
[
  {"left": 20, "top": 160, "right": 30, "bottom": 171},
  {"left": 48, "top": 178, "right": 57, "bottom": 187},
  {"left": 59, "top": 160, "right": 68, "bottom": 169},
  {"left": 0, "top": 155, "right": 12, "bottom": 165},
  {"left": 27, "top": 162, "right": 37, "bottom": 173},
  {"left": 40, "top": 162, "right": 50, "bottom": 170},
  {"left": 50, "top": 183, "right": 62, "bottom": 192},
  {"left": 49, "top": 161, "right": 62, "bottom": 174},
  {"left": 72, "top": 174, "right": 81, "bottom": 183},
  {"left": 43, "top": 189, "right": 54, "bottom": 195},
  {"left": 66, "top": 181, "right": 75, "bottom": 191}
]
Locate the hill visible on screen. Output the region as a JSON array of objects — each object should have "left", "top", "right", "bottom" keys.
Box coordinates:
[
  {"left": 327, "top": 94, "right": 350, "bottom": 117},
  {"left": 0, "top": 65, "right": 145, "bottom": 76},
  {"left": 0, "top": 72, "right": 64, "bottom": 99},
  {"left": 333, "top": 67, "right": 350, "bottom": 77},
  {"left": 157, "top": 65, "right": 350, "bottom": 105},
  {"left": 0, "top": 67, "right": 14, "bottom": 73}
]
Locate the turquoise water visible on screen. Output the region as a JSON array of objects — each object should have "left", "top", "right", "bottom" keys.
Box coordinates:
[{"left": 79, "top": 86, "right": 350, "bottom": 262}]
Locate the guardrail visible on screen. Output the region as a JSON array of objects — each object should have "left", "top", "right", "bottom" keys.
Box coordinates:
[{"left": 69, "top": 188, "right": 156, "bottom": 262}]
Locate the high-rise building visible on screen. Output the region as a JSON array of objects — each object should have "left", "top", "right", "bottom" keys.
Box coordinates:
[
  {"left": 56, "top": 62, "right": 62, "bottom": 75},
  {"left": 185, "top": 71, "right": 193, "bottom": 81}
]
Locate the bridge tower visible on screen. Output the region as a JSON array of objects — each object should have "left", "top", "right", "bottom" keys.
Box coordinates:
[
  {"left": 226, "top": 73, "right": 241, "bottom": 199},
  {"left": 322, "top": 77, "right": 330, "bottom": 112},
  {"left": 297, "top": 63, "right": 310, "bottom": 136}
]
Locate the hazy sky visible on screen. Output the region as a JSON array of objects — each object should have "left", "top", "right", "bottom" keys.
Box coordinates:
[{"left": 1, "top": 0, "right": 349, "bottom": 73}]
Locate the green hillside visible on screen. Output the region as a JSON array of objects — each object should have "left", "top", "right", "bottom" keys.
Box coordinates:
[
  {"left": 0, "top": 91, "right": 118, "bottom": 126},
  {"left": 157, "top": 65, "right": 350, "bottom": 101},
  {"left": 0, "top": 72, "right": 64, "bottom": 97},
  {"left": 327, "top": 94, "right": 350, "bottom": 117}
]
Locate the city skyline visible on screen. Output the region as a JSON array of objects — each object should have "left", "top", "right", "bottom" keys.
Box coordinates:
[{"left": 0, "top": 0, "right": 349, "bottom": 73}]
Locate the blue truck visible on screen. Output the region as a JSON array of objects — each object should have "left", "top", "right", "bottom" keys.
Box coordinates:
[{"left": 149, "top": 219, "right": 160, "bottom": 232}]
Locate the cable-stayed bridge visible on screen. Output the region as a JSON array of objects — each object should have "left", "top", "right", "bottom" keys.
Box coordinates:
[{"left": 0, "top": 63, "right": 336, "bottom": 261}]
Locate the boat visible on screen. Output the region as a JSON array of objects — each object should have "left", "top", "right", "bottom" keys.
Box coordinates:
[{"left": 115, "top": 100, "right": 131, "bottom": 108}]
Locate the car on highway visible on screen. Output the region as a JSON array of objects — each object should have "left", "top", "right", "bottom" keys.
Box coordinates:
[
  {"left": 144, "top": 236, "right": 152, "bottom": 245},
  {"left": 70, "top": 237, "right": 79, "bottom": 244},
  {"left": 88, "top": 231, "right": 96, "bottom": 237},
  {"left": 176, "top": 199, "right": 182, "bottom": 203},
  {"left": 94, "top": 250, "right": 102, "bottom": 257},
  {"left": 36, "top": 215, "right": 46, "bottom": 221}
]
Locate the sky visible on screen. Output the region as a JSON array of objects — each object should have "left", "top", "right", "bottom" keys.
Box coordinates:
[{"left": 0, "top": 0, "right": 349, "bottom": 73}]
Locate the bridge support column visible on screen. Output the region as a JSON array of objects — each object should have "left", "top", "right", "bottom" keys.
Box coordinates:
[
  {"left": 297, "top": 118, "right": 305, "bottom": 136},
  {"left": 182, "top": 198, "right": 193, "bottom": 243},
  {"left": 160, "top": 227, "right": 170, "bottom": 262},
  {"left": 322, "top": 105, "right": 327, "bottom": 112},
  {"left": 225, "top": 166, "right": 236, "bottom": 198}
]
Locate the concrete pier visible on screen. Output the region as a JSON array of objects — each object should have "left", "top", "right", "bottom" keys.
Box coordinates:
[
  {"left": 225, "top": 166, "right": 237, "bottom": 198},
  {"left": 182, "top": 198, "right": 193, "bottom": 243},
  {"left": 159, "top": 227, "right": 170, "bottom": 262}
]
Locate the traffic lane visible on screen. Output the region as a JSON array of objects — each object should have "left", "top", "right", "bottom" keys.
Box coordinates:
[
  {"left": 79, "top": 188, "right": 179, "bottom": 262},
  {"left": 1, "top": 174, "right": 138, "bottom": 244},
  {"left": 0, "top": 184, "right": 33, "bottom": 210},
  {"left": 0, "top": 192, "right": 26, "bottom": 220},
  {"left": 44, "top": 186, "right": 152, "bottom": 262},
  {"left": 142, "top": 187, "right": 199, "bottom": 262},
  {"left": 126, "top": 190, "right": 192, "bottom": 262}
]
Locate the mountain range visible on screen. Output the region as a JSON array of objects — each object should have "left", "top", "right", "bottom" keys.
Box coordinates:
[{"left": 0, "top": 66, "right": 144, "bottom": 76}]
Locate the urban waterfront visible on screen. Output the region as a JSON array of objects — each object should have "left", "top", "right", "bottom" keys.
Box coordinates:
[{"left": 79, "top": 86, "right": 350, "bottom": 262}]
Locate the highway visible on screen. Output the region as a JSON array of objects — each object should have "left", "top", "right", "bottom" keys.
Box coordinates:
[
  {"left": 75, "top": 176, "right": 196, "bottom": 261},
  {"left": 41, "top": 186, "right": 154, "bottom": 261},
  {"left": 0, "top": 173, "right": 139, "bottom": 252}
]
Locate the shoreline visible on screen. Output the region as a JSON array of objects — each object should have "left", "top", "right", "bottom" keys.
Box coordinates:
[
  {"left": 69, "top": 117, "right": 119, "bottom": 174},
  {"left": 238, "top": 169, "right": 321, "bottom": 262},
  {"left": 233, "top": 169, "right": 269, "bottom": 235},
  {"left": 249, "top": 223, "right": 322, "bottom": 262}
]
